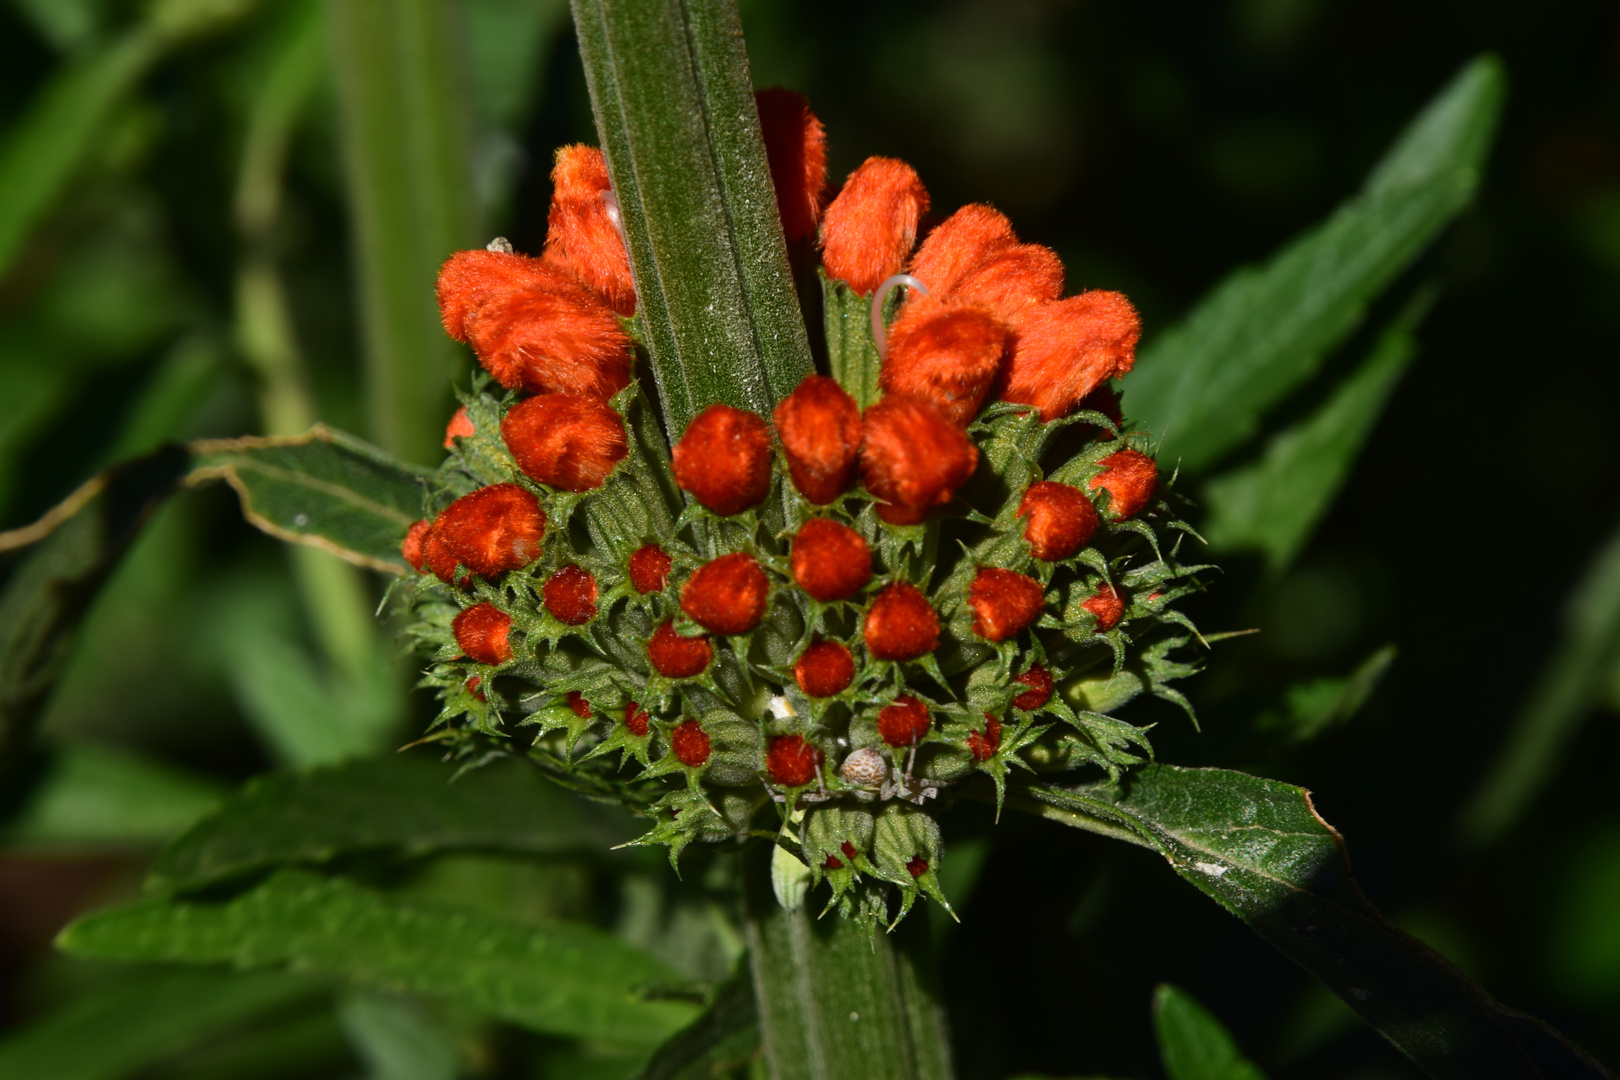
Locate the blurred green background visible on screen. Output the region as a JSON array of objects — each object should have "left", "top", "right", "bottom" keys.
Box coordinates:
[{"left": 1, "top": 0, "right": 1617, "bottom": 1077}]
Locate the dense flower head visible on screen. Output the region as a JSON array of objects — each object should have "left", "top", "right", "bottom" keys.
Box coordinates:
[
  {"left": 543, "top": 565, "right": 599, "bottom": 625},
  {"left": 430, "top": 484, "right": 545, "bottom": 582},
  {"left": 672, "top": 403, "right": 773, "bottom": 516},
  {"left": 880, "top": 295, "right": 1009, "bottom": 428},
  {"left": 774, "top": 375, "right": 861, "bottom": 504},
  {"left": 859, "top": 396, "right": 979, "bottom": 525},
  {"left": 794, "top": 640, "right": 855, "bottom": 698},
  {"left": 755, "top": 87, "right": 827, "bottom": 244},
  {"left": 501, "top": 392, "right": 628, "bottom": 492},
  {"left": 543, "top": 144, "right": 635, "bottom": 315},
  {"left": 820, "top": 157, "right": 929, "bottom": 294},
  {"left": 453, "top": 602, "right": 513, "bottom": 665},
  {"left": 790, "top": 518, "right": 871, "bottom": 602},
  {"left": 681, "top": 552, "right": 770, "bottom": 635}
]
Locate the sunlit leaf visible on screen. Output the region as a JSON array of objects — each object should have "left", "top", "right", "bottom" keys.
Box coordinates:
[{"left": 1153, "top": 984, "right": 1267, "bottom": 1080}]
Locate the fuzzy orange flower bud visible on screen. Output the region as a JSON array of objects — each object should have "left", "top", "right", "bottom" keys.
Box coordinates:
[
  {"left": 877, "top": 695, "right": 932, "bottom": 748},
  {"left": 453, "top": 602, "right": 513, "bottom": 665},
  {"left": 907, "top": 204, "right": 1017, "bottom": 296},
  {"left": 1001, "top": 291, "right": 1140, "bottom": 421},
  {"left": 755, "top": 88, "right": 826, "bottom": 244},
  {"left": 681, "top": 552, "right": 770, "bottom": 635},
  {"left": 794, "top": 640, "right": 855, "bottom": 698},
  {"left": 773, "top": 375, "right": 861, "bottom": 504},
  {"left": 543, "top": 145, "right": 635, "bottom": 315},
  {"left": 1088, "top": 449, "right": 1158, "bottom": 519},
  {"left": 646, "top": 619, "right": 712, "bottom": 678},
  {"left": 967, "top": 715, "right": 1002, "bottom": 761},
  {"left": 430, "top": 484, "right": 546, "bottom": 582},
  {"left": 671, "top": 404, "right": 773, "bottom": 516},
  {"left": 402, "top": 520, "right": 431, "bottom": 571},
  {"left": 1017, "top": 481, "right": 1099, "bottom": 561},
  {"left": 863, "top": 581, "right": 939, "bottom": 661},
  {"left": 627, "top": 543, "right": 673, "bottom": 595},
  {"left": 543, "top": 565, "right": 599, "bottom": 626},
  {"left": 1082, "top": 583, "right": 1126, "bottom": 631},
  {"left": 950, "top": 243, "right": 1064, "bottom": 327},
  {"left": 671, "top": 719, "right": 712, "bottom": 768},
  {"left": 501, "top": 393, "right": 628, "bottom": 492},
  {"left": 969, "top": 566, "right": 1045, "bottom": 642},
  {"left": 859, "top": 396, "right": 979, "bottom": 525},
  {"left": 1011, "top": 666, "right": 1053, "bottom": 710},
  {"left": 790, "top": 518, "right": 872, "bottom": 602},
  {"left": 820, "top": 157, "right": 930, "bottom": 294},
  {"left": 443, "top": 406, "right": 475, "bottom": 450},
  {"left": 767, "top": 734, "right": 822, "bottom": 787},
  {"left": 880, "top": 295, "right": 1009, "bottom": 427}
]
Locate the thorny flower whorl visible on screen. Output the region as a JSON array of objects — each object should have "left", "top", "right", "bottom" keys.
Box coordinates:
[{"left": 399, "top": 98, "right": 1208, "bottom": 932}]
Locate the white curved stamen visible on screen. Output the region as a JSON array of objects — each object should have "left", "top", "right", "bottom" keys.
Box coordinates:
[{"left": 870, "top": 273, "right": 928, "bottom": 358}]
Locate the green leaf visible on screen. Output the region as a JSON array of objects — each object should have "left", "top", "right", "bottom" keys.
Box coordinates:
[
  {"left": 1153, "top": 984, "right": 1268, "bottom": 1080},
  {"left": 1, "top": 741, "right": 223, "bottom": 848},
  {"left": 189, "top": 426, "right": 437, "bottom": 574},
  {"left": 149, "top": 753, "right": 636, "bottom": 892},
  {"left": 327, "top": 0, "right": 482, "bottom": 465},
  {"left": 59, "top": 868, "right": 699, "bottom": 1046},
  {"left": 572, "top": 0, "right": 815, "bottom": 434},
  {"left": 0, "top": 968, "right": 319, "bottom": 1080},
  {"left": 1459, "top": 516, "right": 1620, "bottom": 845},
  {"left": 1123, "top": 56, "right": 1502, "bottom": 475},
  {"left": 634, "top": 972, "right": 759, "bottom": 1080},
  {"left": 1012, "top": 766, "right": 1609, "bottom": 1079},
  {"left": 337, "top": 991, "right": 459, "bottom": 1080},
  {"left": 1254, "top": 645, "right": 1397, "bottom": 745},
  {"left": 1200, "top": 297, "right": 1424, "bottom": 573}
]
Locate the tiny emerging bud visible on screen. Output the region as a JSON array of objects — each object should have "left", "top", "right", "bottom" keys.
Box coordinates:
[
  {"left": 646, "top": 619, "right": 713, "bottom": 678},
  {"left": 402, "top": 520, "right": 431, "bottom": 571},
  {"left": 431, "top": 484, "right": 546, "bottom": 582},
  {"left": 907, "top": 204, "right": 1017, "bottom": 297},
  {"left": 755, "top": 88, "right": 827, "bottom": 244},
  {"left": 543, "top": 565, "right": 599, "bottom": 625},
  {"left": 774, "top": 375, "right": 861, "bottom": 504},
  {"left": 670, "top": 719, "right": 712, "bottom": 768},
  {"left": 625, "top": 701, "right": 651, "bottom": 736},
  {"left": 841, "top": 840, "right": 861, "bottom": 862},
  {"left": 859, "top": 396, "right": 979, "bottom": 525},
  {"left": 795, "top": 639, "right": 856, "bottom": 698},
  {"left": 453, "top": 602, "right": 513, "bottom": 665},
  {"left": 820, "top": 157, "right": 930, "bottom": 294},
  {"left": 1011, "top": 666, "right": 1054, "bottom": 711},
  {"left": 767, "top": 734, "right": 823, "bottom": 787},
  {"left": 681, "top": 552, "right": 770, "bottom": 635},
  {"left": 1017, "top": 480, "right": 1099, "bottom": 561},
  {"left": 671, "top": 404, "right": 773, "bottom": 516},
  {"left": 501, "top": 393, "right": 628, "bottom": 492},
  {"left": 1001, "top": 291, "right": 1140, "bottom": 421},
  {"left": 863, "top": 581, "right": 940, "bottom": 661},
  {"left": 1082, "top": 583, "right": 1126, "bottom": 632},
  {"left": 627, "top": 543, "right": 673, "bottom": 595},
  {"left": 968, "top": 567, "right": 1046, "bottom": 642},
  {"left": 906, "top": 855, "right": 929, "bottom": 878},
  {"left": 543, "top": 145, "right": 635, "bottom": 315},
  {"left": 790, "top": 518, "right": 872, "bottom": 602},
  {"left": 877, "top": 696, "right": 932, "bottom": 747},
  {"left": 1089, "top": 449, "right": 1158, "bottom": 519},
  {"left": 443, "top": 406, "right": 475, "bottom": 450},
  {"left": 567, "top": 691, "right": 591, "bottom": 718},
  {"left": 967, "top": 715, "right": 1003, "bottom": 761},
  {"left": 880, "top": 295, "right": 1009, "bottom": 428}
]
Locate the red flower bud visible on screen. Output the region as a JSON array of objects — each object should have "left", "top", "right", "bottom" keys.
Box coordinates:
[
  {"left": 443, "top": 406, "right": 475, "bottom": 450},
  {"left": 880, "top": 295, "right": 1009, "bottom": 428},
  {"left": 755, "top": 88, "right": 826, "bottom": 244},
  {"left": 794, "top": 640, "right": 856, "bottom": 698},
  {"left": 430, "top": 484, "right": 546, "bottom": 581},
  {"left": 820, "top": 157, "right": 930, "bottom": 294},
  {"left": 671, "top": 404, "right": 773, "bottom": 516},
  {"left": 767, "top": 734, "right": 822, "bottom": 787},
  {"left": 790, "top": 518, "right": 872, "bottom": 602},
  {"left": 824, "top": 853, "right": 844, "bottom": 870},
  {"left": 543, "top": 565, "right": 599, "bottom": 625},
  {"left": 1089, "top": 449, "right": 1158, "bottom": 519},
  {"left": 402, "top": 520, "right": 431, "bottom": 571},
  {"left": 543, "top": 145, "right": 635, "bottom": 315},
  {"left": 859, "top": 396, "right": 979, "bottom": 525},
  {"left": 773, "top": 375, "right": 861, "bottom": 504},
  {"left": 422, "top": 529, "right": 461, "bottom": 585},
  {"left": 670, "top": 719, "right": 712, "bottom": 767},
  {"left": 840, "top": 840, "right": 860, "bottom": 862},
  {"left": 646, "top": 619, "right": 712, "bottom": 678},
  {"left": 681, "top": 552, "right": 770, "bottom": 635},
  {"left": 466, "top": 676, "right": 485, "bottom": 702},
  {"left": 968, "top": 567, "right": 1045, "bottom": 642},
  {"left": 877, "top": 695, "right": 932, "bottom": 747},
  {"left": 627, "top": 543, "right": 673, "bottom": 595},
  {"left": 1002, "top": 291, "right": 1140, "bottom": 421},
  {"left": 906, "top": 855, "right": 929, "bottom": 878},
  {"left": 501, "top": 392, "right": 628, "bottom": 492},
  {"left": 625, "top": 701, "right": 650, "bottom": 736},
  {"left": 1017, "top": 481, "right": 1099, "bottom": 561},
  {"left": 1082, "top": 584, "right": 1126, "bottom": 631},
  {"left": 967, "top": 715, "right": 1002, "bottom": 761},
  {"left": 452, "top": 602, "right": 513, "bottom": 665},
  {"left": 567, "top": 691, "right": 591, "bottom": 718},
  {"left": 907, "top": 204, "right": 1017, "bottom": 296},
  {"left": 1011, "top": 666, "right": 1054, "bottom": 711},
  {"left": 863, "top": 581, "right": 940, "bottom": 661}
]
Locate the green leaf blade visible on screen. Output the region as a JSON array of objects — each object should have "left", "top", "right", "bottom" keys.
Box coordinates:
[{"left": 1154, "top": 984, "right": 1268, "bottom": 1080}]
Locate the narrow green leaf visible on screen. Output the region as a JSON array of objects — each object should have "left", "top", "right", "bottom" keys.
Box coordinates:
[
  {"left": 1012, "top": 766, "right": 1609, "bottom": 1079},
  {"left": 572, "top": 0, "right": 815, "bottom": 434},
  {"left": 1153, "top": 984, "right": 1268, "bottom": 1080},
  {"left": 326, "top": 0, "right": 482, "bottom": 465},
  {"left": 1123, "top": 56, "right": 1502, "bottom": 474},
  {"left": 0, "top": 968, "right": 319, "bottom": 1080},
  {"left": 1, "top": 741, "right": 223, "bottom": 848},
  {"left": 59, "top": 869, "right": 699, "bottom": 1045},
  {"left": 149, "top": 754, "right": 636, "bottom": 892},
  {"left": 1201, "top": 298, "right": 1424, "bottom": 572},
  {"left": 1254, "top": 644, "right": 1397, "bottom": 745},
  {"left": 1459, "top": 517, "right": 1620, "bottom": 845},
  {"left": 634, "top": 971, "right": 760, "bottom": 1080},
  {"left": 338, "top": 991, "right": 459, "bottom": 1080},
  {"left": 189, "top": 426, "right": 438, "bottom": 574},
  {"left": 220, "top": 620, "right": 378, "bottom": 769}
]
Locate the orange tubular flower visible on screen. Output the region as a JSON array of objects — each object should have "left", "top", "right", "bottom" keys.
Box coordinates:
[
  {"left": 681, "top": 552, "right": 771, "bottom": 635},
  {"left": 671, "top": 720, "right": 712, "bottom": 768},
  {"left": 430, "top": 484, "right": 546, "bottom": 581},
  {"left": 766, "top": 735, "right": 822, "bottom": 787},
  {"left": 907, "top": 204, "right": 1017, "bottom": 296},
  {"left": 790, "top": 518, "right": 871, "bottom": 602},
  {"left": 501, "top": 393, "right": 628, "bottom": 492},
  {"left": 968, "top": 567, "right": 1046, "bottom": 642},
  {"left": 755, "top": 87, "right": 826, "bottom": 245},
  {"left": 877, "top": 696, "right": 932, "bottom": 747},
  {"left": 443, "top": 406, "right": 475, "bottom": 450},
  {"left": 820, "top": 157, "right": 930, "bottom": 294},
  {"left": 543, "top": 145, "right": 635, "bottom": 315},
  {"left": 949, "top": 243, "right": 1065, "bottom": 327},
  {"left": 1089, "top": 449, "right": 1158, "bottom": 519},
  {"left": 436, "top": 249, "right": 632, "bottom": 399},
  {"left": 627, "top": 543, "right": 673, "bottom": 595},
  {"left": 1082, "top": 584, "right": 1126, "bottom": 631},
  {"left": 863, "top": 581, "right": 940, "bottom": 661},
  {"left": 1001, "top": 291, "right": 1141, "bottom": 421},
  {"left": 774, "top": 375, "right": 862, "bottom": 504},
  {"left": 1017, "top": 480, "right": 1099, "bottom": 561},
  {"left": 880, "top": 294, "right": 1009, "bottom": 427},
  {"left": 794, "top": 640, "right": 855, "bottom": 698},
  {"left": 646, "top": 619, "right": 713, "bottom": 678},
  {"left": 859, "top": 396, "right": 979, "bottom": 525},
  {"left": 671, "top": 403, "right": 773, "bottom": 516},
  {"left": 453, "top": 602, "right": 513, "bottom": 665},
  {"left": 543, "top": 565, "right": 599, "bottom": 626}
]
